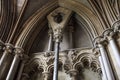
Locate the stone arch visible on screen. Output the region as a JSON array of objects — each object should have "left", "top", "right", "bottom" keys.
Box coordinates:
[
  {"left": 15, "top": 0, "right": 103, "bottom": 54},
  {"left": 75, "top": 52, "right": 100, "bottom": 72}
]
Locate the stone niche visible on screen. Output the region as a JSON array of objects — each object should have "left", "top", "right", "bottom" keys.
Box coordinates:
[{"left": 30, "top": 14, "right": 93, "bottom": 53}]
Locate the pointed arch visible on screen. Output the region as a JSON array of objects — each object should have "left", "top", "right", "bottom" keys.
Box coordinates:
[{"left": 15, "top": 0, "right": 103, "bottom": 54}]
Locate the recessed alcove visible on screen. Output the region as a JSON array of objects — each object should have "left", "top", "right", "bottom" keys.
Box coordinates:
[{"left": 30, "top": 14, "right": 93, "bottom": 53}]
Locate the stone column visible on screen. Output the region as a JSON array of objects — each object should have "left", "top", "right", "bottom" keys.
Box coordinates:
[
  {"left": 94, "top": 36, "right": 115, "bottom": 80},
  {"left": 0, "top": 43, "right": 14, "bottom": 80},
  {"left": 16, "top": 61, "right": 25, "bottom": 80},
  {"left": 16, "top": 55, "right": 28, "bottom": 80},
  {"left": 98, "top": 55, "right": 107, "bottom": 80},
  {"left": 103, "top": 29, "right": 120, "bottom": 79},
  {"left": 68, "top": 69, "right": 78, "bottom": 80},
  {"left": 6, "top": 47, "right": 24, "bottom": 80},
  {"left": 69, "top": 23, "right": 74, "bottom": 49},
  {"left": 48, "top": 29, "right": 53, "bottom": 51},
  {"left": 43, "top": 71, "right": 52, "bottom": 80}
]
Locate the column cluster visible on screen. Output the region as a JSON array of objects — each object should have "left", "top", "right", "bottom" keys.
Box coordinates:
[
  {"left": 94, "top": 36, "right": 114, "bottom": 80},
  {"left": 94, "top": 21, "right": 120, "bottom": 80},
  {"left": 0, "top": 42, "right": 25, "bottom": 80}
]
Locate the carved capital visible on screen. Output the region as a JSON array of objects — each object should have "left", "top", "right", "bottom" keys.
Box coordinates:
[
  {"left": 53, "top": 28, "right": 63, "bottom": 42},
  {"left": 14, "top": 47, "right": 24, "bottom": 58},
  {"left": 112, "top": 20, "right": 120, "bottom": 32},
  {"left": 102, "top": 29, "right": 116, "bottom": 41},
  {"left": 48, "top": 28, "right": 53, "bottom": 36},
  {"left": 47, "top": 7, "right": 72, "bottom": 42},
  {"left": 93, "top": 36, "right": 107, "bottom": 47},
  {"left": 92, "top": 48, "right": 100, "bottom": 57},
  {"left": 5, "top": 43, "right": 14, "bottom": 53},
  {"left": 14, "top": 47, "right": 24, "bottom": 54}
]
